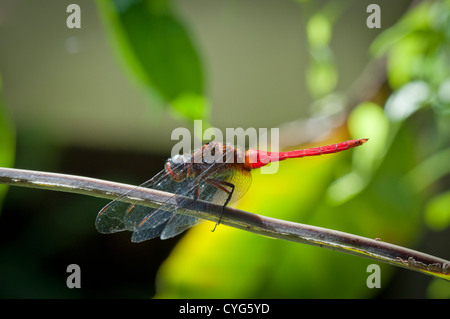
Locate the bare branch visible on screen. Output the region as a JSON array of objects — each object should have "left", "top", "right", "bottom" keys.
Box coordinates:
[{"left": 0, "top": 167, "right": 448, "bottom": 281}]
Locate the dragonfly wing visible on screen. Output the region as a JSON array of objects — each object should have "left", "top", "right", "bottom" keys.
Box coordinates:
[
  {"left": 155, "top": 146, "right": 242, "bottom": 239},
  {"left": 160, "top": 214, "right": 202, "bottom": 240},
  {"left": 130, "top": 215, "right": 172, "bottom": 242},
  {"left": 97, "top": 144, "right": 243, "bottom": 240},
  {"left": 130, "top": 150, "right": 236, "bottom": 238},
  {"left": 130, "top": 180, "right": 203, "bottom": 240},
  {"left": 96, "top": 201, "right": 147, "bottom": 233},
  {"left": 95, "top": 168, "right": 181, "bottom": 234}
]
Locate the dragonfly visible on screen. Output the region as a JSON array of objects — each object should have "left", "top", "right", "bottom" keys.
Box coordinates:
[{"left": 95, "top": 138, "right": 368, "bottom": 242}]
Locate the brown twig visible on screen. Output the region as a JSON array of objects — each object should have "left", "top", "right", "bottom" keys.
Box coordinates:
[{"left": 0, "top": 167, "right": 448, "bottom": 281}]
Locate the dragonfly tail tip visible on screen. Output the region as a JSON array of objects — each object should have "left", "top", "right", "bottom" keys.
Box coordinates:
[{"left": 360, "top": 138, "right": 369, "bottom": 144}]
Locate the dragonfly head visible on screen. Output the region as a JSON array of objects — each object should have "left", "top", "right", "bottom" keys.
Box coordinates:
[{"left": 165, "top": 154, "right": 189, "bottom": 182}]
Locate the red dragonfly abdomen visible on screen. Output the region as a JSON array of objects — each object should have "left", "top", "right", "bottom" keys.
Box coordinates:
[{"left": 245, "top": 138, "right": 368, "bottom": 170}]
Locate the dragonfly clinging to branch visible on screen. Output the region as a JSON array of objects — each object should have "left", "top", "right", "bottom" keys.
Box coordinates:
[{"left": 95, "top": 138, "right": 368, "bottom": 242}]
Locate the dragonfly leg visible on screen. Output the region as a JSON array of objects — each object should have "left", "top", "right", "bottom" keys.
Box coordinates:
[
  {"left": 205, "top": 179, "right": 235, "bottom": 232},
  {"left": 193, "top": 184, "right": 199, "bottom": 201}
]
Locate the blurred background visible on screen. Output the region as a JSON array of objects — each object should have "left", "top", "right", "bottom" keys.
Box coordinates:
[{"left": 0, "top": 0, "right": 449, "bottom": 298}]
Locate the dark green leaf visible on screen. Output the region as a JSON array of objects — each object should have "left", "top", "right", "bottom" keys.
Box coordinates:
[{"left": 97, "top": 0, "right": 208, "bottom": 121}]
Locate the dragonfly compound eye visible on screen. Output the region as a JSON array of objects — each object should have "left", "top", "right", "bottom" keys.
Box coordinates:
[{"left": 165, "top": 157, "right": 188, "bottom": 182}]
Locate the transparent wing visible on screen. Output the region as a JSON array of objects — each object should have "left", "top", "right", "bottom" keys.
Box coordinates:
[
  {"left": 132, "top": 214, "right": 200, "bottom": 242},
  {"left": 150, "top": 149, "right": 253, "bottom": 240},
  {"left": 95, "top": 167, "right": 181, "bottom": 234},
  {"left": 95, "top": 146, "right": 241, "bottom": 241},
  {"left": 153, "top": 161, "right": 253, "bottom": 241}
]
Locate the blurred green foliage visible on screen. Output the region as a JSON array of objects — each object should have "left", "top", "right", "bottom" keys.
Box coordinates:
[
  {"left": 0, "top": 76, "right": 15, "bottom": 212},
  {"left": 153, "top": 0, "right": 450, "bottom": 298},
  {"left": 97, "top": 0, "right": 209, "bottom": 122},
  {"left": 371, "top": 0, "right": 450, "bottom": 90},
  {"left": 302, "top": 0, "right": 350, "bottom": 99},
  {"left": 1, "top": 0, "right": 449, "bottom": 299}
]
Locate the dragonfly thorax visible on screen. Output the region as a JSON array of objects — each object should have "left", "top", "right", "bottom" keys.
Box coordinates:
[{"left": 165, "top": 142, "right": 238, "bottom": 183}]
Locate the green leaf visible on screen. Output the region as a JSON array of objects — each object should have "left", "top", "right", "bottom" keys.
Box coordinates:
[
  {"left": 327, "top": 102, "right": 389, "bottom": 204},
  {"left": 405, "top": 147, "right": 450, "bottom": 194},
  {"left": 0, "top": 77, "right": 16, "bottom": 212},
  {"left": 370, "top": 0, "right": 450, "bottom": 89},
  {"left": 306, "top": 60, "right": 337, "bottom": 98},
  {"left": 348, "top": 102, "right": 389, "bottom": 174},
  {"left": 307, "top": 14, "right": 331, "bottom": 47},
  {"left": 384, "top": 81, "right": 430, "bottom": 122},
  {"left": 97, "top": 0, "right": 208, "bottom": 121},
  {"left": 170, "top": 93, "right": 210, "bottom": 124},
  {"left": 424, "top": 191, "right": 450, "bottom": 231},
  {"left": 427, "top": 278, "right": 450, "bottom": 299}
]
